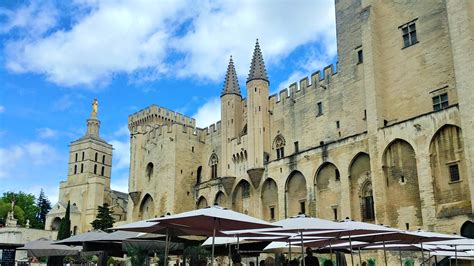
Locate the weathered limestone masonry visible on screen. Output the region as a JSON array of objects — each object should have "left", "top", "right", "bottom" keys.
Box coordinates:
[
  {"left": 127, "top": 0, "right": 474, "bottom": 235},
  {"left": 46, "top": 100, "right": 128, "bottom": 234}
]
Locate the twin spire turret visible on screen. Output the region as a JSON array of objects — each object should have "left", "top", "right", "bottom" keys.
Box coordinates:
[
  {"left": 221, "top": 40, "right": 268, "bottom": 97},
  {"left": 247, "top": 39, "right": 268, "bottom": 83},
  {"left": 221, "top": 56, "right": 241, "bottom": 96}
]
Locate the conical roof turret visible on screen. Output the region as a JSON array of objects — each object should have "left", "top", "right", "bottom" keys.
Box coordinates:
[
  {"left": 247, "top": 39, "right": 269, "bottom": 83},
  {"left": 221, "top": 56, "right": 241, "bottom": 96}
]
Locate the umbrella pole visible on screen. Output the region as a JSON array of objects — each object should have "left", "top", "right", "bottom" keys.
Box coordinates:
[
  {"left": 455, "top": 244, "right": 458, "bottom": 266},
  {"left": 349, "top": 235, "right": 354, "bottom": 266},
  {"left": 289, "top": 239, "right": 292, "bottom": 262},
  {"left": 382, "top": 240, "right": 388, "bottom": 266},
  {"left": 358, "top": 247, "right": 362, "bottom": 266},
  {"left": 164, "top": 228, "right": 169, "bottom": 266},
  {"left": 211, "top": 218, "right": 216, "bottom": 266},
  {"left": 420, "top": 242, "right": 425, "bottom": 266},
  {"left": 399, "top": 247, "right": 402, "bottom": 266},
  {"left": 329, "top": 241, "right": 333, "bottom": 262},
  {"left": 228, "top": 244, "right": 232, "bottom": 266},
  {"left": 300, "top": 232, "right": 305, "bottom": 266}
]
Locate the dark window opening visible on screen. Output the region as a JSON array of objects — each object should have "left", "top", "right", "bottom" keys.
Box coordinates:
[
  {"left": 94, "top": 152, "right": 98, "bottom": 162},
  {"left": 317, "top": 102, "right": 323, "bottom": 116},
  {"left": 333, "top": 208, "right": 338, "bottom": 221},
  {"left": 335, "top": 169, "right": 340, "bottom": 181},
  {"left": 75, "top": 153, "right": 78, "bottom": 162},
  {"left": 242, "top": 182, "right": 250, "bottom": 198},
  {"left": 449, "top": 164, "right": 460, "bottom": 182},
  {"left": 192, "top": 146, "right": 194, "bottom": 153},
  {"left": 432, "top": 93, "right": 449, "bottom": 111},
  {"left": 211, "top": 164, "right": 217, "bottom": 179},
  {"left": 357, "top": 50, "right": 363, "bottom": 64},
  {"left": 336, "top": 121, "right": 340, "bottom": 129},
  {"left": 102, "top": 155, "right": 105, "bottom": 164},
  {"left": 363, "top": 196, "right": 375, "bottom": 221},
  {"left": 270, "top": 206, "right": 275, "bottom": 221},
  {"left": 74, "top": 165, "right": 77, "bottom": 174},
  {"left": 276, "top": 147, "right": 285, "bottom": 159},
  {"left": 80, "top": 164, "right": 84, "bottom": 173},
  {"left": 94, "top": 164, "right": 97, "bottom": 174},
  {"left": 82, "top": 152, "right": 85, "bottom": 161},
  {"left": 401, "top": 21, "right": 417, "bottom": 48},
  {"left": 405, "top": 223, "right": 410, "bottom": 230},
  {"left": 146, "top": 163, "right": 154, "bottom": 181},
  {"left": 363, "top": 110, "right": 367, "bottom": 120},
  {"left": 294, "top": 141, "right": 299, "bottom": 153},
  {"left": 299, "top": 201, "right": 306, "bottom": 215},
  {"left": 196, "top": 166, "right": 202, "bottom": 184},
  {"left": 101, "top": 166, "right": 104, "bottom": 176}
]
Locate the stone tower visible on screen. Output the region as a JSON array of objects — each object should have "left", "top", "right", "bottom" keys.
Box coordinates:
[
  {"left": 46, "top": 99, "right": 125, "bottom": 234},
  {"left": 220, "top": 56, "right": 243, "bottom": 177},
  {"left": 246, "top": 40, "right": 270, "bottom": 187}
]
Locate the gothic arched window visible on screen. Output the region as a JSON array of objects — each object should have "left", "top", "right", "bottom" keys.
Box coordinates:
[
  {"left": 273, "top": 134, "right": 286, "bottom": 159},
  {"left": 209, "top": 153, "right": 218, "bottom": 179}
]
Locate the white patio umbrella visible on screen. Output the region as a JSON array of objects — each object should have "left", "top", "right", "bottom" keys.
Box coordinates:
[
  {"left": 227, "top": 215, "right": 346, "bottom": 266},
  {"left": 150, "top": 205, "right": 278, "bottom": 266},
  {"left": 347, "top": 230, "right": 462, "bottom": 266}
]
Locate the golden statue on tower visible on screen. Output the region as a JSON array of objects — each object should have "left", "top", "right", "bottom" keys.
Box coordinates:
[{"left": 91, "top": 98, "right": 98, "bottom": 118}]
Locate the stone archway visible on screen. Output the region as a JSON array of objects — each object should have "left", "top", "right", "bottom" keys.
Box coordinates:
[
  {"left": 348, "top": 153, "right": 373, "bottom": 222},
  {"left": 261, "top": 178, "right": 278, "bottom": 221},
  {"left": 232, "top": 180, "right": 252, "bottom": 214},
  {"left": 315, "top": 162, "right": 341, "bottom": 220},
  {"left": 461, "top": 221, "right": 474, "bottom": 239},
  {"left": 214, "top": 191, "right": 226, "bottom": 207},
  {"left": 139, "top": 194, "right": 155, "bottom": 219},
  {"left": 429, "top": 125, "right": 471, "bottom": 217},
  {"left": 51, "top": 217, "right": 61, "bottom": 231},
  {"left": 286, "top": 171, "right": 307, "bottom": 217},
  {"left": 196, "top": 196, "right": 208, "bottom": 209},
  {"left": 382, "top": 139, "right": 422, "bottom": 228}
]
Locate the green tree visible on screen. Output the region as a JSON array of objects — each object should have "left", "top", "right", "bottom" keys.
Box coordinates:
[
  {"left": 0, "top": 200, "right": 25, "bottom": 225},
  {"left": 1, "top": 191, "right": 38, "bottom": 226},
  {"left": 35, "top": 189, "right": 52, "bottom": 229},
  {"left": 57, "top": 201, "right": 71, "bottom": 240},
  {"left": 91, "top": 204, "right": 115, "bottom": 230}
]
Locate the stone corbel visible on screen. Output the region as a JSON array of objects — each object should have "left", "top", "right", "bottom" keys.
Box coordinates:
[
  {"left": 220, "top": 176, "right": 236, "bottom": 195},
  {"left": 129, "top": 191, "right": 141, "bottom": 205},
  {"left": 247, "top": 167, "right": 264, "bottom": 188}
]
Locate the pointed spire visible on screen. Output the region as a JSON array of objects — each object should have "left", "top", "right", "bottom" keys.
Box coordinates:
[
  {"left": 221, "top": 56, "right": 241, "bottom": 96},
  {"left": 247, "top": 39, "right": 269, "bottom": 83}
]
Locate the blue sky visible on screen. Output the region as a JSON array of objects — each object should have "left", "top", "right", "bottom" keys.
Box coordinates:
[{"left": 0, "top": 0, "right": 337, "bottom": 204}]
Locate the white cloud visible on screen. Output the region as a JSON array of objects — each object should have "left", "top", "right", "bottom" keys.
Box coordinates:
[
  {"left": 3, "top": 1, "right": 190, "bottom": 86},
  {"left": 173, "top": 0, "right": 336, "bottom": 81},
  {"left": 0, "top": 142, "right": 61, "bottom": 179},
  {"left": 37, "top": 127, "right": 58, "bottom": 139},
  {"left": 0, "top": 1, "right": 58, "bottom": 36},
  {"left": 0, "top": 105, "right": 5, "bottom": 113},
  {"left": 2, "top": 0, "right": 336, "bottom": 87},
  {"left": 108, "top": 125, "right": 131, "bottom": 171},
  {"left": 109, "top": 139, "right": 130, "bottom": 170},
  {"left": 192, "top": 97, "right": 221, "bottom": 128}
]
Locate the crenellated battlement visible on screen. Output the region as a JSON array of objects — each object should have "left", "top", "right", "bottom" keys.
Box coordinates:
[
  {"left": 128, "top": 104, "right": 196, "bottom": 130},
  {"left": 269, "top": 64, "right": 338, "bottom": 106}
]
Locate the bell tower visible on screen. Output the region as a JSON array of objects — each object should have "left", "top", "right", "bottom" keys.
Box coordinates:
[{"left": 246, "top": 40, "right": 270, "bottom": 186}]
